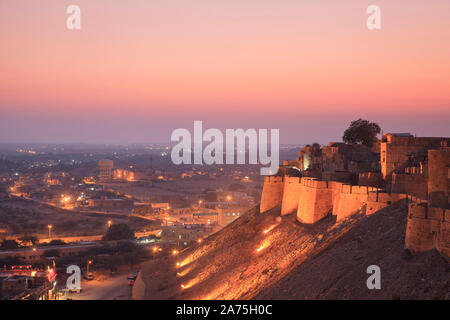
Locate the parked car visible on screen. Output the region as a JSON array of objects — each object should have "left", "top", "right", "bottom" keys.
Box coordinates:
[{"left": 127, "top": 272, "right": 138, "bottom": 286}]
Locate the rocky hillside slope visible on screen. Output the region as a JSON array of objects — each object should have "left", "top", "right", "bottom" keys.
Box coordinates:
[{"left": 134, "top": 205, "right": 449, "bottom": 300}]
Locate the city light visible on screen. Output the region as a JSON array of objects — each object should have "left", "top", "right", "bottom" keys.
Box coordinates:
[
  {"left": 172, "top": 250, "right": 179, "bottom": 255},
  {"left": 263, "top": 224, "right": 279, "bottom": 234},
  {"left": 256, "top": 240, "right": 270, "bottom": 254},
  {"left": 176, "top": 265, "right": 193, "bottom": 277}
]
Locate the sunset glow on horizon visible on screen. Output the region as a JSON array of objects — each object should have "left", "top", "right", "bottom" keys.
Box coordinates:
[{"left": 1, "top": 0, "right": 449, "bottom": 143}]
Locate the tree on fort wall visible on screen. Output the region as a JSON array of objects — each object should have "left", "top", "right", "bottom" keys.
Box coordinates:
[{"left": 343, "top": 119, "right": 381, "bottom": 148}]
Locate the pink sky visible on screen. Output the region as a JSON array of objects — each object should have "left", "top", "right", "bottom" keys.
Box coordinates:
[{"left": 0, "top": 0, "right": 449, "bottom": 143}]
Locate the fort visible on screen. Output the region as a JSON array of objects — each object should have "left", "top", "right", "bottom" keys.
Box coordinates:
[{"left": 260, "top": 133, "right": 450, "bottom": 260}]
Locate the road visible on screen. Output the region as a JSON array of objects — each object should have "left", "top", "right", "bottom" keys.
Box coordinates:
[{"left": 66, "top": 274, "right": 132, "bottom": 300}]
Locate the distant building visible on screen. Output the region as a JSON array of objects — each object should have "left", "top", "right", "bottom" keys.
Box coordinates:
[
  {"left": 161, "top": 223, "right": 211, "bottom": 245},
  {"left": 192, "top": 212, "right": 219, "bottom": 225},
  {"left": 98, "top": 159, "right": 114, "bottom": 181},
  {"left": 151, "top": 203, "right": 170, "bottom": 213},
  {"left": 0, "top": 268, "right": 56, "bottom": 300},
  {"left": 88, "top": 198, "right": 134, "bottom": 210},
  {"left": 113, "top": 168, "right": 135, "bottom": 181},
  {"left": 217, "top": 207, "right": 243, "bottom": 226}
]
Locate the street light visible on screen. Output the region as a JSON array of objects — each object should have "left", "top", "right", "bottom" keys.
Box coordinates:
[
  {"left": 87, "top": 260, "right": 92, "bottom": 275},
  {"left": 47, "top": 225, "right": 53, "bottom": 238},
  {"left": 107, "top": 220, "right": 112, "bottom": 228}
]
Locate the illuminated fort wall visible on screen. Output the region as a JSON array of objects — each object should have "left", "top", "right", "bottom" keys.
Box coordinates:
[
  {"left": 296, "top": 179, "right": 333, "bottom": 224},
  {"left": 262, "top": 176, "right": 407, "bottom": 224},
  {"left": 280, "top": 177, "right": 302, "bottom": 216},
  {"left": 260, "top": 140, "right": 449, "bottom": 259},
  {"left": 259, "top": 176, "right": 284, "bottom": 213}
]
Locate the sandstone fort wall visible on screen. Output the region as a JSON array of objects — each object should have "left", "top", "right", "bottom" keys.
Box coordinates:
[
  {"left": 391, "top": 173, "right": 427, "bottom": 199},
  {"left": 296, "top": 179, "right": 333, "bottom": 224},
  {"left": 427, "top": 149, "right": 449, "bottom": 208},
  {"left": 405, "top": 203, "right": 450, "bottom": 258},
  {"left": 260, "top": 176, "right": 284, "bottom": 213},
  {"left": 281, "top": 177, "right": 302, "bottom": 216}
]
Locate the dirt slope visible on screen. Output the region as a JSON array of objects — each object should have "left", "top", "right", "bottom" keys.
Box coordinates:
[{"left": 136, "top": 205, "right": 449, "bottom": 300}]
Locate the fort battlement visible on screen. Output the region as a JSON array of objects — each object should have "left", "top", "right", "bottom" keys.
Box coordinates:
[
  {"left": 272, "top": 174, "right": 402, "bottom": 224},
  {"left": 264, "top": 176, "right": 284, "bottom": 183},
  {"left": 331, "top": 185, "right": 374, "bottom": 221},
  {"left": 405, "top": 203, "right": 450, "bottom": 258},
  {"left": 300, "top": 177, "right": 330, "bottom": 188},
  {"left": 406, "top": 195, "right": 428, "bottom": 204},
  {"left": 265, "top": 173, "right": 431, "bottom": 225},
  {"left": 339, "top": 184, "right": 381, "bottom": 195},
  {"left": 365, "top": 192, "right": 408, "bottom": 215},
  {"left": 284, "top": 176, "right": 300, "bottom": 184}
]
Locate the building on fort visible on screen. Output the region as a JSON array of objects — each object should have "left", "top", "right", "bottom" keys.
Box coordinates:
[
  {"left": 380, "top": 133, "right": 449, "bottom": 181},
  {"left": 260, "top": 134, "right": 449, "bottom": 259}
]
